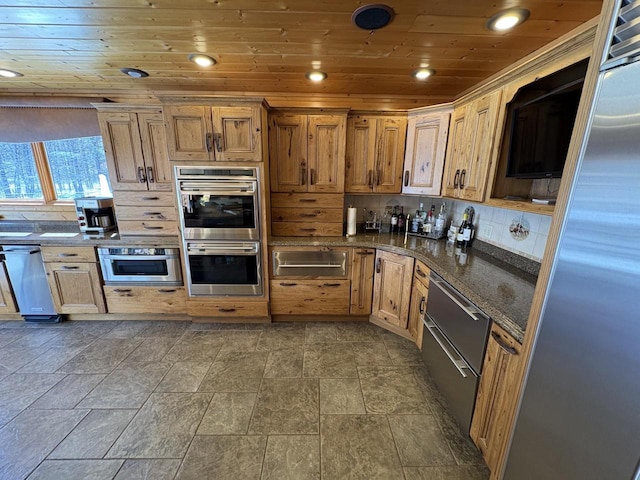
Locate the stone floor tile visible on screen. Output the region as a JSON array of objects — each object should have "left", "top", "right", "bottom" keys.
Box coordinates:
[
  {"left": 39, "top": 331, "right": 98, "bottom": 350},
  {"left": 351, "top": 341, "right": 393, "bottom": 366},
  {"left": 29, "top": 374, "right": 105, "bottom": 409},
  {"left": 403, "top": 465, "right": 490, "bottom": 480},
  {"left": 319, "top": 378, "right": 366, "bottom": 414},
  {"left": 27, "top": 459, "right": 124, "bottom": 480},
  {"left": 197, "top": 392, "right": 256, "bottom": 435},
  {"left": 0, "top": 346, "right": 50, "bottom": 377},
  {"left": 256, "top": 324, "right": 305, "bottom": 351},
  {"left": 48, "top": 409, "right": 137, "bottom": 459},
  {"left": 261, "top": 435, "right": 320, "bottom": 480},
  {"left": 198, "top": 351, "right": 267, "bottom": 392},
  {"left": 10, "top": 329, "right": 61, "bottom": 348},
  {"left": 175, "top": 435, "right": 267, "bottom": 480},
  {"left": 103, "top": 321, "right": 153, "bottom": 339},
  {"left": 0, "top": 329, "right": 27, "bottom": 347},
  {"left": 388, "top": 414, "right": 456, "bottom": 466},
  {"left": 320, "top": 414, "right": 404, "bottom": 480},
  {"left": 0, "top": 373, "right": 66, "bottom": 420},
  {"left": 216, "top": 331, "right": 261, "bottom": 353},
  {"left": 155, "top": 361, "right": 211, "bottom": 393},
  {"left": 263, "top": 348, "right": 303, "bottom": 378},
  {"left": 77, "top": 361, "right": 171, "bottom": 409},
  {"left": 358, "top": 365, "right": 431, "bottom": 414},
  {"left": 163, "top": 332, "right": 224, "bottom": 362},
  {"left": 106, "top": 393, "right": 211, "bottom": 459},
  {"left": 413, "top": 365, "right": 443, "bottom": 400},
  {"left": 113, "top": 459, "right": 182, "bottom": 480},
  {"left": 120, "top": 337, "right": 180, "bottom": 365},
  {"left": 381, "top": 332, "right": 425, "bottom": 366},
  {"left": 335, "top": 323, "right": 383, "bottom": 342},
  {"left": 0, "top": 409, "right": 88, "bottom": 480},
  {"left": 136, "top": 321, "right": 190, "bottom": 339},
  {"left": 18, "top": 347, "right": 87, "bottom": 374},
  {"left": 303, "top": 343, "right": 358, "bottom": 378},
  {"left": 248, "top": 378, "right": 319, "bottom": 435},
  {"left": 56, "top": 338, "right": 142, "bottom": 374},
  {"left": 305, "top": 324, "right": 338, "bottom": 343}
]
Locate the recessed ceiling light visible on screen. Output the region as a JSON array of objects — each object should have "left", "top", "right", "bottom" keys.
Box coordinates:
[
  {"left": 0, "top": 69, "right": 23, "bottom": 78},
  {"left": 188, "top": 54, "right": 216, "bottom": 67},
  {"left": 412, "top": 68, "right": 435, "bottom": 80},
  {"left": 352, "top": 4, "right": 395, "bottom": 30},
  {"left": 120, "top": 67, "right": 149, "bottom": 78},
  {"left": 306, "top": 71, "right": 327, "bottom": 82},
  {"left": 486, "top": 8, "right": 530, "bottom": 32}
]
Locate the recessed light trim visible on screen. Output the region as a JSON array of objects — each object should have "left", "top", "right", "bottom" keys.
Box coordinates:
[
  {"left": 306, "top": 71, "right": 327, "bottom": 82},
  {"left": 352, "top": 4, "right": 395, "bottom": 30},
  {"left": 412, "top": 68, "right": 435, "bottom": 80},
  {"left": 188, "top": 54, "right": 216, "bottom": 67},
  {"left": 486, "top": 8, "right": 530, "bottom": 32},
  {"left": 120, "top": 67, "right": 149, "bottom": 78},
  {"left": 0, "top": 69, "right": 23, "bottom": 78}
]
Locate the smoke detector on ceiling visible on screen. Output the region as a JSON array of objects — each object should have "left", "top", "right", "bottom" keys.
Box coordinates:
[{"left": 351, "top": 4, "right": 395, "bottom": 30}]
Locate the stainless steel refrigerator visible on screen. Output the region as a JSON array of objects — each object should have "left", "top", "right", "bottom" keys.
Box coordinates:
[{"left": 504, "top": 3, "right": 640, "bottom": 479}]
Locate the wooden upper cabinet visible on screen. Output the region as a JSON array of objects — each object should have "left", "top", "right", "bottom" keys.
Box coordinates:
[
  {"left": 442, "top": 89, "right": 502, "bottom": 201},
  {"left": 97, "top": 107, "right": 172, "bottom": 192},
  {"left": 162, "top": 100, "right": 265, "bottom": 162},
  {"left": 402, "top": 109, "right": 451, "bottom": 196},
  {"left": 346, "top": 115, "right": 407, "bottom": 193},
  {"left": 270, "top": 111, "right": 347, "bottom": 193}
]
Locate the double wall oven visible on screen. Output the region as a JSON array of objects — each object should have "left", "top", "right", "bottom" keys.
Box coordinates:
[{"left": 176, "top": 166, "right": 263, "bottom": 296}]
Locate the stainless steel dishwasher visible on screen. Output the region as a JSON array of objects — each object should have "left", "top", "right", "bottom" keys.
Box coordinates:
[
  {"left": 1, "top": 245, "right": 61, "bottom": 322},
  {"left": 421, "top": 271, "right": 490, "bottom": 434}
]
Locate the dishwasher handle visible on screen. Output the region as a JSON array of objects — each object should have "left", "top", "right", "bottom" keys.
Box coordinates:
[
  {"left": 1, "top": 248, "right": 41, "bottom": 255},
  {"left": 423, "top": 315, "right": 473, "bottom": 378},
  {"left": 430, "top": 278, "right": 483, "bottom": 322}
]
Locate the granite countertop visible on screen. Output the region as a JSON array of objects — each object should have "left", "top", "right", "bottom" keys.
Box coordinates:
[
  {"left": 0, "top": 230, "right": 181, "bottom": 248},
  {"left": 269, "top": 233, "right": 538, "bottom": 343}
]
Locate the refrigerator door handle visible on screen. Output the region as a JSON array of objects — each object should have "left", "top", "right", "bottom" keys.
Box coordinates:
[{"left": 423, "top": 315, "right": 472, "bottom": 378}]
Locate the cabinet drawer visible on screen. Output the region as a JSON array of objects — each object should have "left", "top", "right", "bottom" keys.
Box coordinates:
[
  {"left": 116, "top": 206, "right": 177, "bottom": 222},
  {"left": 118, "top": 220, "right": 180, "bottom": 236},
  {"left": 41, "top": 246, "right": 96, "bottom": 263},
  {"left": 112, "top": 191, "right": 176, "bottom": 207},
  {"left": 104, "top": 286, "right": 186, "bottom": 314},
  {"left": 271, "top": 193, "right": 344, "bottom": 209},
  {"left": 271, "top": 207, "right": 342, "bottom": 223},
  {"left": 271, "top": 222, "right": 343, "bottom": 237},
  {"left": 272, "top": 248, "right": 349, "bottom": 278},
  {"left": 186, "top": 299, "right": 269, "bottom": 317},
  {"left": 270, "top": 279, "right": 350, "bottom": 315},
  {"left": 414, "top": 260, "right": 431, "bottom": 288}
]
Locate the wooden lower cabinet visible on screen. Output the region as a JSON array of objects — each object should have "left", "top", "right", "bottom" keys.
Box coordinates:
[
  {"left": 0, "top": 262, "right": 17, "bottom": 314},
  {"left": 408, "top": 260, "right": 430, "bottom": 346},
  {"left": 350, "top": 248, "right": 375, "bottom": 315},
  {"left": 104, "top": 286, "right": 186, "bottom": 314},
  {"left": 370, "top": 250, "right": 414, "bottom": 336},
  {"left": 44, "top": 262, "right": 106, "bottom": 314},
  {"left": 186, "top": 298, "right": 269, "bottom": 318},
  {"left": 270, "top": 279, "right": 350, "bottom": 315},
  {"left": 470, "top": 323, "right": 523, "bottom": 477}
]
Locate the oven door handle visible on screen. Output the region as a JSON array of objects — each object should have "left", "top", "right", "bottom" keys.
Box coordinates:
[
  {"left": 188, "top": 248, "right": 258, "bottom": 255},
  {"left": 105, "top": 255, "right": 178, "bottom": 261},
  {"left": 423, "top": 316, "right": 472, "bottom": 378},
  {"left": 179, "top": 182, "right": 256, "bottom": 192}
]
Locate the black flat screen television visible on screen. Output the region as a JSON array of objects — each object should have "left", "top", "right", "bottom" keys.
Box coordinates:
[{"left": 506, "top": 77, "right": 584, "bottom": 179}]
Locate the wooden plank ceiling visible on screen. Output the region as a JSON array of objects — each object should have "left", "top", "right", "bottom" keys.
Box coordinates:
[{"left": 0, "top": 0, "right": 603, "bottom": 109}]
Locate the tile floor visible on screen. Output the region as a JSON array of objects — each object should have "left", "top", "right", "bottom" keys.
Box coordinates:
[{"left": 0, "top": 320, "right": 489, "bottom": 480}]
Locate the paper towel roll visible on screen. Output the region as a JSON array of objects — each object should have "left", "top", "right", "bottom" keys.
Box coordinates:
[{"left": 347, "top": 207, "right": 357, "bottom": 236}]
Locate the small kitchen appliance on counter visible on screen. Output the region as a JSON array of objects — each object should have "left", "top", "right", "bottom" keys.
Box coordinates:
[{"left": 74, "top": 196, "right": 116, "bottom": 234}]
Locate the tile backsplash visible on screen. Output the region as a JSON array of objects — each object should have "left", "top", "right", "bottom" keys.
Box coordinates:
[{"left": 345, "top": 194, "right": 551, "bottom": 262}]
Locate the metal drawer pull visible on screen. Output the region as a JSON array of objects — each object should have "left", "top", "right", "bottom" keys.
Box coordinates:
[
  {"left": 137, "top": 166, "right": 146, "bottom": 183},
  {"left": 218, "top": 308, "right": 236, "bottom": 313},
  {"left": 158, "top": 289, "right": 177, "bottom": 293},
  {"left": 143, "top": 212, "right": 163, "bottom": 216},
  {"left": 459, "top": 169, "right": 466, "bottom": 189},
  {"left": 279, "top": 282, "right": 298, "bottom": 287},
  {"left": 356, "top": 250, "right": 374, "bottom": 256},
  {"left": 205, "top": 133, "right": 213, "bottom": 152},
  {"left": 300, "top": 228, "right": 316, "bottom": 232},
  {"left": 58, "top": 253, "right": 78, "bottom": 257},
  {"left": 147, "top": 166, "right": 154, "bottom": 183},
  {"left": 322, "top": 283, "right": 341, "bottom": 287},
  {"left": 298, "top": 198, "right": 317, "bottom": 203},
  {"left": 453, "top": 169, "right": 460, "bottom": 189},
  {"left": 491, "top": 331, "right": 517, "bottom": 355},
  {"left": 61, "top": 266, "right": 79, "bottom": 270},
  {"left": 404, "top": 170, "right": 410, "bottom": 186},
  {"left": 142, "top": 224, "right": 164, "bottom": 230},
  {"left": 431, "top": 279, "right": 482, "bottom": 321},
  {"left": 113, "top": 289, "right": 132, "bottom": 293},
  {"left": 424, "top": 317, "right": 471, "bottom": 378},
  {"left": 141, "top": 196, "right": 160, "bottom": 201},
  {"left": 416, "top": 268, "right": 427, "bottom": 278},
  {"left": 376, "top": 258, "right": 381, "bottom": 274},
  {"left": 419, "top": 297, "right": 426, "bottom": 314},
  {"left": 279, "top": 264, "right": 342, "bottom": 268},
  {"left": 299, "top": 213, "right": 318, "bottom": 218}
]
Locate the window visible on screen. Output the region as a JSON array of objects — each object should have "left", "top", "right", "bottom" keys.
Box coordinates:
[{"left": 0, "top": 136, "right": 111, "bottom": 202}]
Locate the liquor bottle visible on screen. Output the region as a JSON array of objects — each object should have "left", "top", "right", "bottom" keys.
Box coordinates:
[
  {"left": 390, "top": 207, "right": 398, "bottom": 233},
  {"left": 456, "top": 212, "right": 470, "bottom": 247},
  {"left": 397, "top": 207, "right": 406, "bottom": 232},
  {"left": 465, "top": 206, "right": 475, "bottom": 246},
  {"left": 412, "top": 203, "right": 423, "bottom": 233},
  {"left": 435, "top": 203, "right": 447, "bottom": 237}
]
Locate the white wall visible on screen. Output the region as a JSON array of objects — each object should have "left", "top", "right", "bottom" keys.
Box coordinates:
[{"left": 345, "top": 194, "right": 551, "bottom": 262}]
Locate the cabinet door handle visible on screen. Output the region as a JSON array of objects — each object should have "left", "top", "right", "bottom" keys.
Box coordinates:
[
  {"left": 301, "top": 165, "right": 306, "bottom": 186},
  {"left": 404, "top": 170, "right": 409, "bottom": 187},
  {"left": 453, "top": 169, "right": 460, "bottom": 188},
  {"left": 419, "top": 297, "right": 426, "bottom": 314},
  {"left": 322, "top": 283, "right": 341, "bottom": 287},
  {"left": 376, "top": 258, "right": 381, "bottom": 274},
  {"left": 205, "top": 133, "right": 213, "bottom": 152},
  {"left": 146, "top": 166, "right": 154, "bottom": 183},
  {"left": 113, "top": 288, "right": 132, "bottom": 293},
  {"left": 279, "top": 282, "right": 298, "bottom": 287},
  {"left": 61, "top": 265, "right": 79, "bottom": 270},
  {"left": 491, "top": 331, "right": 518, "bottom": 355},
  {"left": 460, "top": 169, "right": 466, "bottom": 189},
  {"left": 157, "top": 289, "right": 176, "bottom": 293},
  {"left": 58, "top": 253, "right": 77, "bottom": 257},
  {"left": 137, "top": 166, "right": 146, "bottom": 183},
  {"left": 218, "top": 308, "right": 236, "bottom": 313},
  {"left": 310, "top": 168, "right": 315, "bottom": 185},
  {"left": 376, "top": 169, "right": 381, "bottom": 185},
  {"left": 142, "top": 224, "right": 163, "bottom": 230},
  {"left": 214, "top": 132, "right": 223, "bottom": 152},
  {"left": 368, "top": 169, "right": 374, "bottom": 188}
]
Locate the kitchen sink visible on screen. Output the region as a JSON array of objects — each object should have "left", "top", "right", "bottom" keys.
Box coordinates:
[{"left": 0, "top": 232, "right": 33, "bottom": 237}]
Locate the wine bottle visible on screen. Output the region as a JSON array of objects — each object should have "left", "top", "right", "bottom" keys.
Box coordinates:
[
  {"left": 456, "top": 212, "right": 469, "bottom": 247},
  {"left": 397, "top": 207, "right": 405, "bottom": 231},
  {"left": 390, "top": 207, "right": 398, "bottom": 233}
]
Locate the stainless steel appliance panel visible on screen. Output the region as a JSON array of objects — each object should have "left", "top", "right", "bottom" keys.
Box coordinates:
[
  {"left": 98, "top": 247, "right": 182, "bottom": 285},
  {"left": 422, "top": 315, "right": 479, "bottom": 433},
  {"left": 427, "top": 272, "right": 490, "bottom": 374},
  {"left": 186, "top": 242, "right": 262, "bottom": 296},
  {"left": 504, "top": 59, "right": 640, "bottom": 479},
  {"left": 272, "top": 250, "right": 348, "bottom": 277},
  {"left": 74, "top": 196, "right": 116, "bottom": 234},
  {"left": 1, "top": 245, "right": 59, "bottom": 320}
]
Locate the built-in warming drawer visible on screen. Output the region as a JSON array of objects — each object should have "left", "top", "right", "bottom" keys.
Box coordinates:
[{"left": 272, "top": 248, "right": 348, "bottom": 278}]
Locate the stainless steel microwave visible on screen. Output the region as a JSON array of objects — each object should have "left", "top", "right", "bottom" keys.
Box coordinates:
[{"left": 98, "top": 247, "right": 182, "bottom": 286}]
